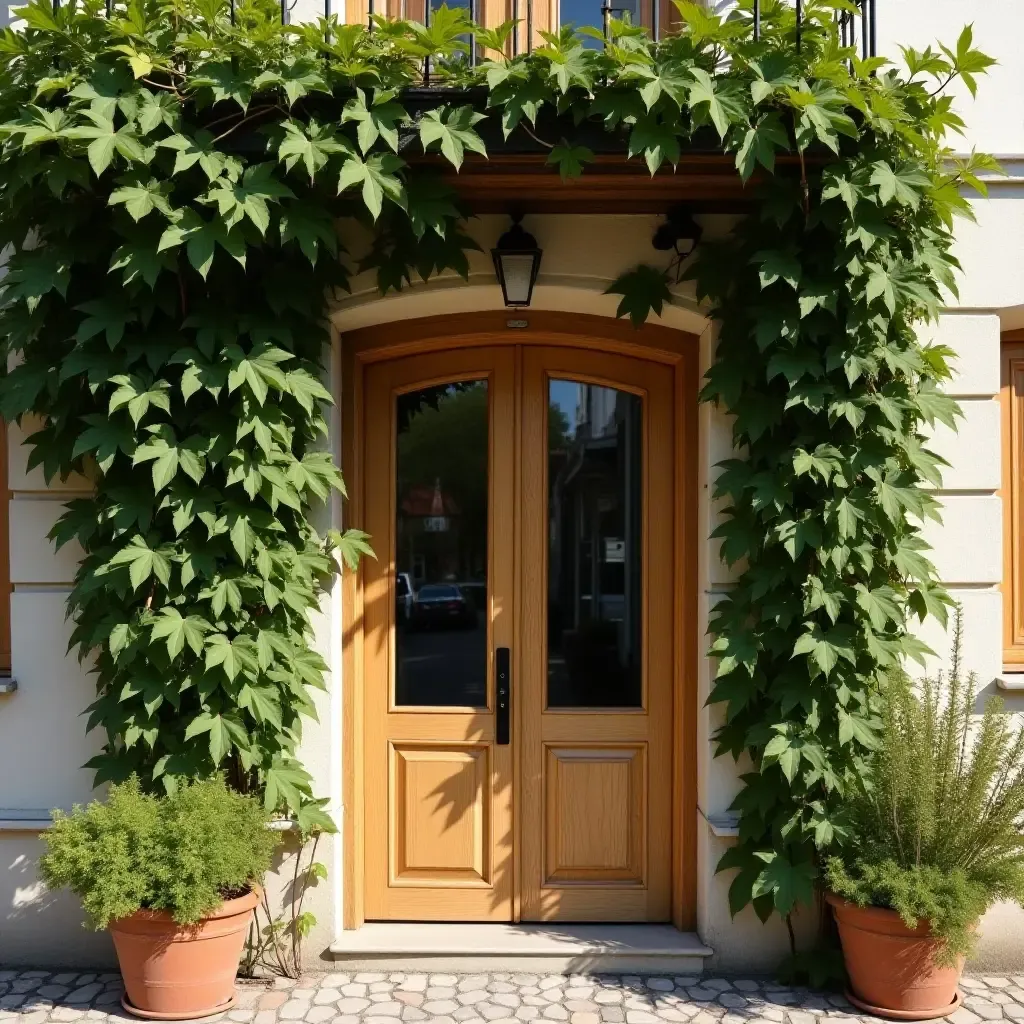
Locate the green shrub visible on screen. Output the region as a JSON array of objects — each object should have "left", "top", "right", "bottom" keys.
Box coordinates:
[
  {"left": 40, "top": 776, "right": 279, "bottom": 928},
  {"left": 826, "top": 608, "right": 1024, "bottom": 961}
]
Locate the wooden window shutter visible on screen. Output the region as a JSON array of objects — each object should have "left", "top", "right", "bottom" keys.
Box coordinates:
[{"left": 1002, "top": 332, "right": 1024, "bottom": 667}]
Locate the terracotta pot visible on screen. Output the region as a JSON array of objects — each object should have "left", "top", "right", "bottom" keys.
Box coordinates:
[
  {"left": 827, "top": 892, "right": 965, "bottom": 1020},
  {"left": 109, "top": 887, "right": 259, "bottom": 1020}
]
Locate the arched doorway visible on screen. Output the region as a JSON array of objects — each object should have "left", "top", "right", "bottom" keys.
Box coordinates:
[{"left": 340, "top": 312, "right": 699, "bottom": 928}]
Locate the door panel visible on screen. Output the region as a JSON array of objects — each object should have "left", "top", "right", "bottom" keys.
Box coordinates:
[
  {"left": 364, "top": 349, "right": 515, "bottom": 921},
  {"left": 391, "top": 743, "right": 491, "bottom": 885},
  {"left": 520, "top": 348, "right": 674, "bottom": 922},
  {"left": 364, "top": 342, "right": 675, "bottom": 923},
  {"left": 544, "top": 745, "right": 645, "bottom": 885}
]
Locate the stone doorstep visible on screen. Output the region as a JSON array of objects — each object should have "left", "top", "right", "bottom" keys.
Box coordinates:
[{"left": 327, "top": 925, "right": 714, "bottom": 976}]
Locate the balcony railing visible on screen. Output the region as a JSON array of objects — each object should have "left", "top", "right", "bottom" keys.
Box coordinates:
[{"left": 17, "top": 0, "right": 878, "bottom": 61}]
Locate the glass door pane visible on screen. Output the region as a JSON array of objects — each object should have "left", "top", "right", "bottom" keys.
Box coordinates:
[
  {"left": 547, "top": 379, "right": 643, "bottom": 708},
  {"left": 394, "top": 381, "right": 489, "bottom": 707}
]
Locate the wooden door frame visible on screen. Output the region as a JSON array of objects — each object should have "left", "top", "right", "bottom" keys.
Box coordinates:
[{"left": 339, "top": 310, "right": 700, "bottom": 931}]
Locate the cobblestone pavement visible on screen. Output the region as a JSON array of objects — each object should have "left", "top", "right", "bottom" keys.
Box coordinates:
[{"left": 1, "top": 970, "right": 1022, "bottom": 1024}]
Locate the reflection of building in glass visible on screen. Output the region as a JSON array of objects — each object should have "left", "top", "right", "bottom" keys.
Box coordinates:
[
  {"left": 398, "top": 478, "right": 461, "bottom": 586},
  {"left": 548, "top": 382, "right": 642, "bottom": 708},
  {"left": 395, "top": 383, "right": 489, "bottom": 590}
]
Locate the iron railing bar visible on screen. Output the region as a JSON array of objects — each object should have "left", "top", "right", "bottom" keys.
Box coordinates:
[
  {"left": 423, "top": 0, "right": 430, "bottom": 85},
  {"left": 511, "top": 0, "right": 519, "bottom": 55},
  {"left": 367, "top": 0, "right": 374, "bottom": 32},
  {"left": 795, "top": 0, "right": 802, "bottom": 52},
  {"left": 651, "top": 0, "right": 658, "bottom": 43},
  {"left": 869, "top": 0, "right": 876, "bottom": 57},
  {"left": 526, "top": 0, "right": 532, "bottom": 54},
  {"left": 752, "top": 0, "right": 759, "bottom": 42}
]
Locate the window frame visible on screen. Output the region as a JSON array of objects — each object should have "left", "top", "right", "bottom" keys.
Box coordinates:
[
  {"left": 0, "top": 421, "right": 8, "bottom": 675},
  {"left": 1001, "top": 332, "right": 1024, "bottom": 668}
]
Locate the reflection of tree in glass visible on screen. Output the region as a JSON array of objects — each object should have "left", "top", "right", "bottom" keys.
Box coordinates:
[
  {"left": 549, "top": 402, "right": 571, "bottom": 452},
  {"left": 398, "top": 384, "right": 489, "bottom": 580}
]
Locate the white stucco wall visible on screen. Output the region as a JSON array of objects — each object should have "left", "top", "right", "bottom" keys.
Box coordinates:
[{"left": 1, "top": 0, "right": 1023, "bottom": 975}]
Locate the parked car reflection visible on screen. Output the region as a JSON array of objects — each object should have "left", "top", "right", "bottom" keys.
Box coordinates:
[
  {"left": 409, "top": 583, "right": 477, "bottom": 630},
  {"left": 396, "top": 572, "right": 414, "bottom": 625}
]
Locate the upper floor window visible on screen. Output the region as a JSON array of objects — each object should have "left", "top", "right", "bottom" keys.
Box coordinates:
[{"left": 354, "top": 0, "right": 674, "bottom": 50}]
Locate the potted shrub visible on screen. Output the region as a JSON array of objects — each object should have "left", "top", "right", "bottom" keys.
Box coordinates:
[
  {"left": 825, "top": 618, "right": 1024, "bottom": 1020},
  {"left": 40, "top": 776, "right": 279, "bottom": 1020}
]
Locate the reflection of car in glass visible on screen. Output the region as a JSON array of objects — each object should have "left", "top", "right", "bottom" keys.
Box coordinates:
[
  {"left": 396, "top": 573, "right": 414, "bottom": 624},
  {"left": 410, "top": 584, "right": 476, "bottom": 630},
  {"left": 453, "top": 581, "right": 486, "bottom": 614}
]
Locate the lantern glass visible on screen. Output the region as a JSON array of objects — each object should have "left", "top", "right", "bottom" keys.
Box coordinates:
[{"left": 497, "top": 252, "right": 538, "bottom": 306}]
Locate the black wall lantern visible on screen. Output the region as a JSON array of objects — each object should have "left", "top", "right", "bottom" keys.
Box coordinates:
[
  {"left": 492, "top": 215, "right": 543, "bottom": 307},
  {"left": 653, "top": 205, "right": 703, "bottom": 281}
]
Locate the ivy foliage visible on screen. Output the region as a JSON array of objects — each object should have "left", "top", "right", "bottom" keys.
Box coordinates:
[{"left": 0, "top": 0, "right": 994, "bottom": 926}]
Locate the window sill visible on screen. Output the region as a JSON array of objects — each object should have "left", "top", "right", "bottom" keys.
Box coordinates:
[
  {"left": 0, "top": 810, "right": 51, "bottom": 832},
  {"left": 0, "top": 676, "right": 16, "bottom": 695},
  {"left": 699, "top": 808, "right": 739, "bottom": 838},
  {"left": 997, "top": 671, "right": 1024, "bottom": 691}
]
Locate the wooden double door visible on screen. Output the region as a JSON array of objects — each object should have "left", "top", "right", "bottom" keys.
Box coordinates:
[{"left": 363, "top": 343, "right": 676, "bottom": 922}]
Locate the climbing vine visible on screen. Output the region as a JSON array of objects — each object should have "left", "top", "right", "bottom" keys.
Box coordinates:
[{"left": 0, "top": 0, "right": 993, "bottom": 934}]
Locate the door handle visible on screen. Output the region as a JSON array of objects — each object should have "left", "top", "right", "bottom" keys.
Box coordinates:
[{"left": 496, "top": 647, "right": 511, "bottom": 745}]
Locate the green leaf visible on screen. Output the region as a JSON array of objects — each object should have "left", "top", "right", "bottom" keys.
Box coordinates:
[
  {"left": 151, "top": 607, "right": 208, "bottom": 659},
  {"left": 763, "top": 732, "right": 803, "bottom": 784},
  {"left": 337, "top": 152, "right": 406, "bottom": 220},
  {"left": 108, "top": 536, "right": 172, "bottom": 591},
  {"left": 418, "top": 106, "right": 488, "bottom": 170},
  {"left": 279, "top": 205, "right": 339, "bottom": 265},
  {"left": 67, "top": 111, "right": 146, "bottom": 177},
  {"left": 264, "top": 757, "right": 313, "bottom": 813},
  {"left": 192, "top": 61, "right": 253, "bottom": 111},
  {"left": 627, "top": 114, "right": 681, "bottom": 174},
  {"left": 159, "top": 131, "right": 233, "bottom": 181},
  {"left": 792, "top": 624, "right": 856, "bottom": 678},
  {"left": 754, "top": 249, "right": 802, "bottom": 290},
  {"left": 328, "top": 528, "right": 375, "bottom": 572},
  {"left": 855, "top": 584, "right": 902, "bottom": 632},
  {"left": 605, "top": 264, "right": 673, "bottom": 327},
  {"left": 751, "top": 852, "right": 816, "bottom": 915},
  {"left": 834, "top": 496, "right": 864, "bottom": 540},
  {"left": 687, "top": 67, "right": 735, "bottom": 139},
  {"left": 822, "top": 170, "right": 860, "bottom": 213},
  {"left": 837, "top": 708, "right": 880, "bottom": 749},
  {"left": 109, "top": 375, "right": 171, "bottom": 425},
  {"left": 109, "top": 179, "right": 173, "bottom": 222},
  {"left": 342, "top": 89, "right": 407, "bottom": 155},
  {"left": 76, "top": 301, "right": 139, "bottom": 349},
  {"left": 870, "top": 161, "right": 929, "bottom": 209},
  {"left": 205, "top": 633, "right": 258, "bottom": 682},
  {"left": 184, "top": 710, "right": 248, "bottom": 765},
  {"left": 735, "top": 113, "right": 789, "bottom": 181},
  {"left": 626, "top": 62, "right": 690, "bottom": 111},
  {"left": 546, "top": 143, "right": 594, "bottom": 182}
]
